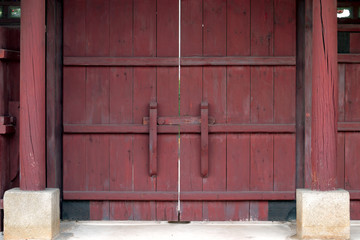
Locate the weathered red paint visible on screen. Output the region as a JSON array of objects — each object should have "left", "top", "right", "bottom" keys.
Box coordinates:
[
  {"left": 20, "top": 0, "right": 46, "bottom": 191},
  {"left": 310, "top": 0, "right": 338, "bottom": 191},
  {"left": 149, "top": 101, "right": 157, "bottom": 176},
  {"left": 200, "top": 102, "right": 209, "bottom": 177},
  {"left": 46, "top": 0, "right": 63, "bottom": 189},
  {"left": 63, "top": 0, "right": 297, "bottom": 221}
]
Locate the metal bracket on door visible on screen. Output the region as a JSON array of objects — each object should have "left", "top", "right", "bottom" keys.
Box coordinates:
[{"left": 144, "top": 101, "right": 214, "bottom": 177}]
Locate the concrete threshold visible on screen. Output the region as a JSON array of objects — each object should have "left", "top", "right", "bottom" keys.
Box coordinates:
[{"left": 2, "top": 221, "right": 360, "bottom": 240}]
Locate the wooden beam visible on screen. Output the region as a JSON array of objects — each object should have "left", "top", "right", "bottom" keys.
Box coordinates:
[
  {"left": 296, "top": 0, "right": 305, "bottom": 189},
  {"left": 20, "top": 0, "right": 46, "bottom": 191},
  {"left": 304, "top": 0, "right": 313, "bottom": 189},
  {"left": 46, "top": 0, "right": 63, "bottom": 189},
  {"left": 310, "top": 0, "right": 338, "bottom": 191},
  {"left": 63, "top": 191, "right": 296, "bottom": 201},
  {"left": 338, "top": 122, "right": 360, "bottom": 132},
  {"left": 63, "top": 123, "right": 297, "bottom": 134},
  {"left": 338, "top": 24, "right": 360, "bottom": 32},
  {"left": 64, "top": 56, "right": 296, "bottom": 66},
  {"left": 338, "top": 54, "right": 360, "bottom": 63}
]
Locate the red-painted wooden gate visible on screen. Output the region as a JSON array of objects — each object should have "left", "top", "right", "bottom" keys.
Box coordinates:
[{"left": 63, "top": 0, "right": 296, "bottom": 221}]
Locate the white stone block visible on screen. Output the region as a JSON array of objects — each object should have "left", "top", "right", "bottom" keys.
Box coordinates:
[
  {"left": 4, "top": 188, "right": 60, "bottom": 240},
  {"left": 296, "top": 189, "right": 350, "bottom": 240}
]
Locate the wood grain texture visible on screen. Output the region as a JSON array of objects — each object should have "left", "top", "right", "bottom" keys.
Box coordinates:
[
  {"left": 46, "top": 0, "right": 62, "bottom": 189},
  {"left": 20, "top": 0, "right": 46, "bottom": 190},
  {"left": 310, "top": 0, "right": 337, "bottom": 190}
]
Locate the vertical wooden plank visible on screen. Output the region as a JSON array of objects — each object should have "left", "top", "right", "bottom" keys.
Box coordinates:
[
  {"left": 337, "top": 64, "right": 346, "bottom": 189},
  {"left": 273, "top": 67, "right": 296, "bottom": 191},
  {"left": 296, "top": 0, "right": 305, "bottom": 189},
  {"left": 227, "top": 0, "right": 250, "bottom": 56},
  {"left": 250, "top": 135, "right": 273, "bottom": 221},
  {"left": 344, "top": 64, "right": 360, "bottom": 218},
  {"left": 84, "top": 8, "right": 111, "bottom": 219},
  {"left": 86, "top": 68, "right": 110, "bottom": 124},
  {"left": 156, "top": 67, "right": 178, "bottom": 221},
  {"left": 63, "top": 67, "right": 86, "bottom": 124},
  {"left": 345, "top": 64, "right": 360, "bottom": 122},
  {"left": 274, "top": 67, "right": 295, "bottom": 124},
  {"left": 227, "top": 67, "right": 251, "bottom": 123},
  {"left": 180, "top": 67, "right": 203, "bottom": 221},
  {"left": 181, "top": 0, "right": 202, "bottom": 57},
  {"left": 133, "top": 0, "right": 156, "bottom": 57},
  {"left": 203, "top": 0, "right": 226, "bottom": 56},
  {"left": 180, "top": 0, "right": 203, "bottom": 220},
  {"left": 274, "top": 0, "right": 296, "bottom": 56},
  {"left": 63, "top": 2, "right": 86, "bottom": 200},
  {"left": 63, "top": 0, "right": 86, "bottom": 56},
  {"left": 226, "top": 66, "right": 251, "bottom": 220},
  {"left": 109, "top": 68, "right": 133, "bottom": 124},
  {"left": 156, "top": 135, "right": 178, "bottom": 221},
  {"left": 133, "top": 67, "right": 156, "bottom": 220},
  {"left": 226, "top": 135, "right": 250, "bottom": 220},
  {"left": 180, "top": 135, "right": 203, "bottom": 221},
  {"left": 203, "top": 67, "right": 226, "bottom": 220},
  {"left": 87, "top": 134, "right": 110, "bottom": 220},
  {"left": 157, "top": 0, "right": 178, "bottom": 57},
  {"left": 350, "top": 202, "right": 360, "bottom": 220},
  {"left": 63, "top": 135, "right": 86, "bottom": 191},
  {"left": 109, "top": 0, "right": 133, "bottom": 57},
  {"left": 157, "top": 69, "right": 178, "bottom": 117},
  {"left": 250, "top": 65, "right": 274, "bottom": 220},
  {"left": 202, "top": 0, "right": 226, "bottom": 220},
  {"left": 251, "top": 0, "right": 274, "bottom": 56},
  {"left": 350, "top": 33, "right": 360, "bottom": 53},
  {"left": 46, "top": 0, "right": 63, "bottom": 188},
  {"left": 133, "top": 135, "right": 156, "bottom": 220},
  {"left": 251, "top": 67, "right": 273, "bottom": 124},
  {"left": 345, "top": 133, "right": 360, "bottom": 191},
  {"left": 109, "top": 67, "right": 134, "bottom": 220},
  {"left": 86, "top": 0, "right": 110, "bottom": 57},
  {"left": 250, "top": 135, "right": 274, "bottom": 191},
  {"left": 109, "top": 135, "right": 133, "bottom": 220},
  {"left": 226, "top": 0, "right": 251, "bottom": 218},
  {"left": 303, "top": 0, "right": 313, "bottom": 189},
  {"left": 274, "top": 135, "right": 295, "bottom": 191}
]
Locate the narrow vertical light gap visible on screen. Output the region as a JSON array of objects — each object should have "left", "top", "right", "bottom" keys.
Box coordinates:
[{"left": 177, "top": 0, "right": 181, "bottom": 219}]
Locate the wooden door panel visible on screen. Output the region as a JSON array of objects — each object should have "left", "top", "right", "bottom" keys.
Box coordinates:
[
  {"left": 179, "top": 0, "right": 296, "bottom": 221},
  {"left": 63, "top": 0, "right": 297, "bottom": 221}
]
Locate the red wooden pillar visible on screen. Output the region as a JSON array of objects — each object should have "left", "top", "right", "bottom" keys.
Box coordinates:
[
  {"left": 20, "top": 0, "right": 46, "bottom": 191},
  {"left": 311, "top": 0, "right": 338, "bottom": 191}
]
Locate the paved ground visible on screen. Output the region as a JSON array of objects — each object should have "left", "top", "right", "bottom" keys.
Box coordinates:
[{"left": 2, "top": 221, "right": 360, "bottom": 239}]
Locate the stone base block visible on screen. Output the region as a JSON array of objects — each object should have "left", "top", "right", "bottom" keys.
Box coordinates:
[
  {"left": 4, "top": 188, "right": 60, "bottom": 240},
  {"left": 296, "top": 189, "right": 350, "bottom": 240}
]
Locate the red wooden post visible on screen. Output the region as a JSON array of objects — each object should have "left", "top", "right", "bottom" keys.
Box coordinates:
[
  {"left": 311, "top": 0, "right": 338, "bottom": 191},
  {"left": 20, "top": 0, "right": 46, "bottom": 190}
]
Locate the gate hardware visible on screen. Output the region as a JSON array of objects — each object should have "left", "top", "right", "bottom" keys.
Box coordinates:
[
  {"left": 144, "top": 102, "right": 214, "bottom": 177},
  {"left": 149, "top": 101, "right": 157, "bottom": 176},
  {"left": 0, "top": 116, "right": 15, "bottom": 134}
]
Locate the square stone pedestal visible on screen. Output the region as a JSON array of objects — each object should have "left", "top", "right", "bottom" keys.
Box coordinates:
[
  {"left": 4, "top": 188, "right": 60, "bottom": 240},
  {"left": 296, "top": 189, "right": 350, "bottom": 240}
]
